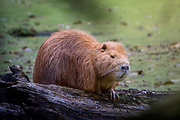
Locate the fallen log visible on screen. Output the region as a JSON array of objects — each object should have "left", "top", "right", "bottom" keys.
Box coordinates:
[{"left": 0, "top": 65, "right": 178, "bottom": 120}]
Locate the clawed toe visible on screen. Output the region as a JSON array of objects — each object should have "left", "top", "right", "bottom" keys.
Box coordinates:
[{"left": 108, "top": 88, "right": 119, "bottom": 101}]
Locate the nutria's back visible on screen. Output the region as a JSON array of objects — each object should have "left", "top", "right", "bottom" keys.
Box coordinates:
[
  {"left": 33, "top": 29, "right": 130, "bottom": 95},
  {"left": 33, "top": 30, "right": 99, "bottom": 91}
]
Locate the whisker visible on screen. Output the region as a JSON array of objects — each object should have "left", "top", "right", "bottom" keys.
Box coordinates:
[
  {"left": 101, "top": 68, "right": 117, "bottom": 78},
  {"left": 100, "top": 66, "right": 131, "bottom": 78}
]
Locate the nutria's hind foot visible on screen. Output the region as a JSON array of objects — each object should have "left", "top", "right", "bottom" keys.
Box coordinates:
[{"left": 108, "top": 88, "right": 119, "bottom": 101}]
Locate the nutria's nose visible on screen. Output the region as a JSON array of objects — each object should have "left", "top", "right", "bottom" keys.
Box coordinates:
[{"left": 120, "top": 64, "right": 130, "bottom": 72}]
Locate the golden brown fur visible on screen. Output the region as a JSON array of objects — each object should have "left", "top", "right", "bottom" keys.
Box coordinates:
[{"left": 33, "top": 30, "right": 129, "bottom": 98}]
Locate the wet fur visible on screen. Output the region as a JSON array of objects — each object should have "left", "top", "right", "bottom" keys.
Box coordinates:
[{"left": 33, "top": 30, "right": 129, "bottom": 93}]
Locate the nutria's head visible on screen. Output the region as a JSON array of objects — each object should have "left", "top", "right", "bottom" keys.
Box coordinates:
[{"left": 95, "top": 42, "right": 130, "bottom": 81}]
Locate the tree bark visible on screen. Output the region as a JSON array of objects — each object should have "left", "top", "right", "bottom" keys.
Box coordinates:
[{"left": 0, "top": 65, "right": 177, "bottom": 120}]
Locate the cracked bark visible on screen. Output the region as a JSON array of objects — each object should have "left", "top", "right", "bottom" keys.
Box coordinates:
[{"left": 0, "top": 65, "right": 178, "bottom": 120}]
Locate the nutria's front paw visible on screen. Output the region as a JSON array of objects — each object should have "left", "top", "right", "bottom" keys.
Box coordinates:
[{"left": 108, "top": 88, "right": 119, "bottom": 101}]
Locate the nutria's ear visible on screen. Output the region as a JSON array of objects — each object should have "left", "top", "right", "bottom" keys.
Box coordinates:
[{"left": 101, "top": 44, "right": 107, "bottom": 52}]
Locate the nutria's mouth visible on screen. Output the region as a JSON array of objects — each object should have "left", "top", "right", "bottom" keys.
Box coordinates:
[
  {"left": 120, "top": 74, "right": 125, "bottom": 78},
  {"left": 117, "top": 73, "right": 126, "bottom": 79},
  {"left": 115, "top": 72, "right": 128, "bottom": 81}
]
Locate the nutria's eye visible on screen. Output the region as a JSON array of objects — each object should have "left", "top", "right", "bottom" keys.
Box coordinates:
[{"left": 110, "top": 55, "right": 115, "bottom": 58}]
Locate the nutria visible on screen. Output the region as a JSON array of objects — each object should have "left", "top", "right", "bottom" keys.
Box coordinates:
[{"left": 33, "top": 29, "right": 130, "bottom": 100}]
